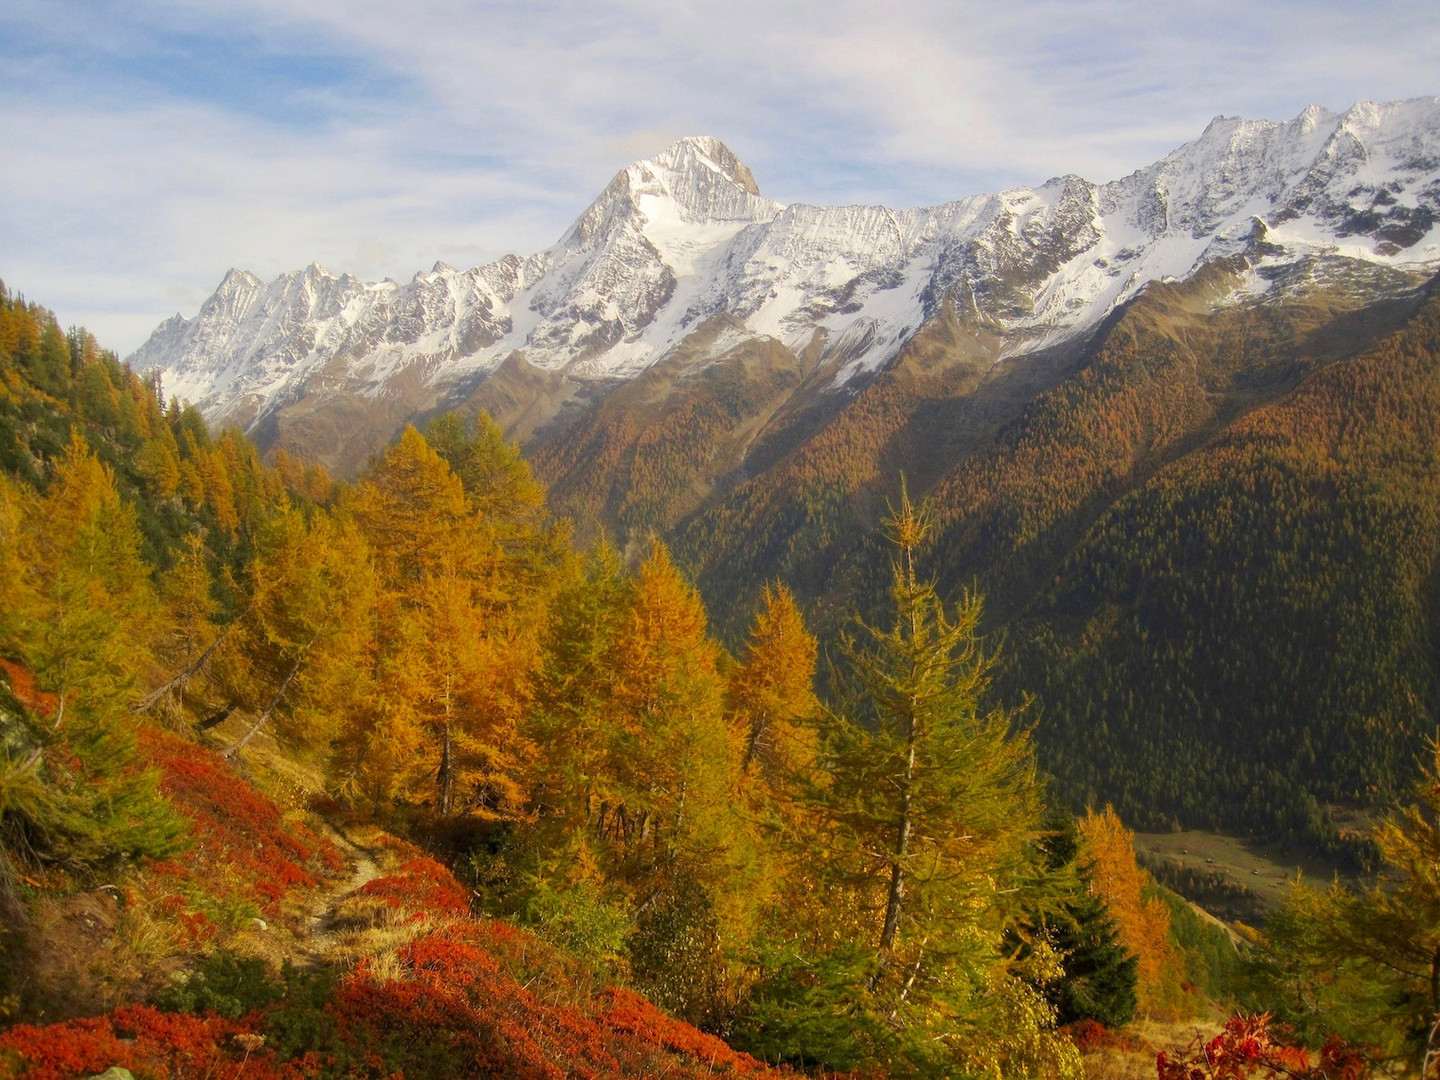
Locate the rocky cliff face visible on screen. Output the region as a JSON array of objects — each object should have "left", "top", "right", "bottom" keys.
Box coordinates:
[{"left": 130, "top": 100, "right": 1440, "bottom": 471}]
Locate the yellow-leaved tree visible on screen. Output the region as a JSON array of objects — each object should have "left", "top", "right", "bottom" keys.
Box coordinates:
[
  {"left": 12, "top": 433, "right": 156, "bottom": 729},
  {"left": 337, "top": 425, "right": 544, "bottom": 820},
  {"left": 729, "top": 583, "right": 820, "bottom": 796}
]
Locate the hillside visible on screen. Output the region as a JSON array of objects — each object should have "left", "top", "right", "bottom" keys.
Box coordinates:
[
  {"left": 996, "top": 276, "right": 1440, "bottom": 840},
  {"left": 1, "top": 283, "right": 1100, "bottom": 1078},
  {"left": 657, "top": 259, "right": 1440, "bottom": 846},
  {"left": 0, "top": 675, "right": 797, "bottom": 1079},
  {"left": 120, "top": 101, "right": 1440, "bottom": 849},
  {"left": 0, "top": 282, "right": 794, "bottom": 1077},
  {"left": 10, "top": 277, "right": 1440, "bottom": 1075}
]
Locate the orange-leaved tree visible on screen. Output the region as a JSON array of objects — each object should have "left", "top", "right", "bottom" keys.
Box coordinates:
[{"left": 1077, "top": 806, "right": 1189, "bottom": 1018}]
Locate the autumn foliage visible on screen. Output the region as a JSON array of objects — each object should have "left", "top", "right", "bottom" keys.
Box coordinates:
[
  {"left": 0, "top": 1005, "right": 287, "bottom": 1080},
  {"left": 17, "top": 276, "right": 1395, "bottom": 1080},
  {"left": 140, "top": 727, "right": 344, "bottom": 915},
  {"left": 1078, "top": 807, "right": 1189, "bottom": 1018},
  {"left": 0, "top": 875, "right": 797, "bottom": 1080},
  {"left": 354, "top": 855, "right": 471, "bottom": 915},
  {"left": 1155, "top": 1014, "right": 1366, "bottom": 1080}
]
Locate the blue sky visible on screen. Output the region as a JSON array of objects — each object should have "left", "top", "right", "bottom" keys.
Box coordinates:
[{"left": 3, "top": 0, "right": 1438, "bottom": 354}]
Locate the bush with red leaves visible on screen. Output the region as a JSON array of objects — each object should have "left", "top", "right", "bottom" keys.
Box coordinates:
[
  {"left": 138, "top": 728, "right": 344, "bottom": 917},
  {"left": 1157, "top": 1015, "right": 1366, "bottom": 1080},
  {"left": 2, "top": 814, "right": 794, "bottom": 1080},
  {"left": 355, "top": 857, "right": 471, "bottom": 916},
  {"left": 598, "top": 987, "right": 781, "bottom": 1077},
  {"left": 0, "top": 1004, "right": 291, "bottom": 1080}
]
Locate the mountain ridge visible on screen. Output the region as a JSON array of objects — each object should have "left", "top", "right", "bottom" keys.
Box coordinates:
[{"left": 131, "top": 98, "right": 1440, "bottom": 474}]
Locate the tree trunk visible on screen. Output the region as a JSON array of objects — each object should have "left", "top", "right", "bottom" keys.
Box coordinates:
[
  {"left": 437, "top": 674, "right": 455, "bottom": 816},
  {"left": 223, "top": 649, "right": 306, "bottom": 759},
  {"left": 1432, "top": 944, "right": 1439, "bottom": 1022},
  {"left": 197, "top": 703, "right": 236, "bottom": 730},
  {"left": 741, "top": 711, "right": 769, "bottom": 775},
  {"left": 878, "top": 745, "right": 915, "bottom": 956},
  {"left": 1426, "top": 948, "right": 1440, "bottom": 1080},
  {"left": 135, "top": 610, "right": 247, "bottom": 714},
  {"left": 889, "top": 936, "right": 929, "bottom": 1021},
  {"left": 875, "top": 541, "right": 923, "bottom": 984},
  {"left": 668, "top": 781, "right": 686, "bottom": 865}
]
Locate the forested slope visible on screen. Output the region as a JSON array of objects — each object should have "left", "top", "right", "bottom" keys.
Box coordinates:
[
  {"left": 998, "top": 277, "right": 1440, "bottom": 840},
  {"left": 9, "top": 273, "right": 1440, "bottom": 1076},
  {"left": 0, "top": 281, "right": 1101, "bottom": 1079},
  {"left": 541, "top": 258, "right": 1440, "bottom": 845}
]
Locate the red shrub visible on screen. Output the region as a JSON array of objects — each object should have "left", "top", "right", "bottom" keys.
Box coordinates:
[
  {"left": 399, "top": 936, "right": 499, "bottom": 983},
  {"left": 0, "top": 1006, "right": 296, "bottom": 1080},
  {"left": 0, "top": 1017, "right": 130, "bottom": 1080},
  {"left": 136, "top": 728, "right": 343, "bottom": 918},
  {"left": 176, "top": 910, "right": 218, "bottom": 946},
  {"left": 0, "top": 920, "right": 795, "bottom": 1080},
  {"left": 1156, "top": 1015, "right": 1366, "bottom": 1080},
  {"left": 355, "top": 857, "right": 471, "bottom": 916},
  {"left": 599, "top": 987, "right": 772, "bottom": 1075}
]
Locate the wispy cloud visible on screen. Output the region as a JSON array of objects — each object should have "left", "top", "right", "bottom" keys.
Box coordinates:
[{"left": 2, "top": 0, "right": 1437, "bottom": 353}]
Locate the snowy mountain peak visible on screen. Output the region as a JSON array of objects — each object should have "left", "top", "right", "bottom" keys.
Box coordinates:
[
  {"left": 1295, "top": 103, "right": 1330, "bottom": 134},
  {"left": 218, "top": 267, "right": 262, "bottom": 289},
  {"left": 649, "top": 136, "right": 764, "bottom": 199},
  {"left": 213, "top": 268, "right": 262, "bottom": 301},
  {"left": 561, "top": 136, "right": 780, "bottom": 251}
]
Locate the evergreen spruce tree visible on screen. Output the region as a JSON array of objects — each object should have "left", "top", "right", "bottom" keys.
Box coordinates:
[{"left": 1032, "top": 808, "right": 1138, "bottom": 1028}]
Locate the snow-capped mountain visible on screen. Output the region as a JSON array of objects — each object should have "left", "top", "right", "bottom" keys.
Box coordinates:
[{"left": 132, "top": 101, "right": 1440, "bottom": 455}]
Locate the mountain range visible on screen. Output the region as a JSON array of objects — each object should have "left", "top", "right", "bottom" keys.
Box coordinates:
[
  {"left": 130, "top": 97, "right": 1440, "bottom": 841},
  {"left": 133, "top": 99, "right": 1440, "bottom": 473}
]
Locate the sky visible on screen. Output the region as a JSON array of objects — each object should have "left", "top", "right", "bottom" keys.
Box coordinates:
[{"left": 3, "top": 0, "right": 1438, "bottom": 355}]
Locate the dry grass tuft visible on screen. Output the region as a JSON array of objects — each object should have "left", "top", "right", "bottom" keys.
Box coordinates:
[{"left": 1079, "top": 1015, "right": 1231, "bottom": 1080}]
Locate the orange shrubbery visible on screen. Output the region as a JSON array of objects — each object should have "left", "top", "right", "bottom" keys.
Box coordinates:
[
  {"left": 598, "top": 987, "right": 782, "bottom": 1076},
  {"left": 355, "top": 856, "right": 471, "bottom": 915},
  {"left": 323, "top": 915, "right": 792, "bottom": 1080},
  {"left": 0, "top": 1005, "right": 290, "bottom": 1080}
]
